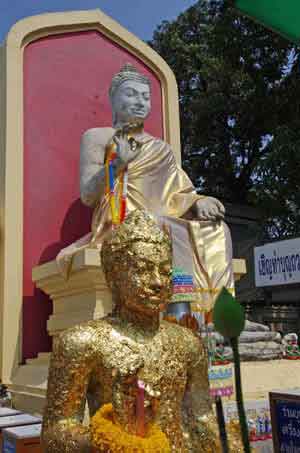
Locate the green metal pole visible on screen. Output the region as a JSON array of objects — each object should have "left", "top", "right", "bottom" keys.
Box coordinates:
[
  {"left": 230, "top": 337, "right": 251, "bottom": 453},
  {"left": 215, "top": 395, "right": 229, "bottom": 453}
]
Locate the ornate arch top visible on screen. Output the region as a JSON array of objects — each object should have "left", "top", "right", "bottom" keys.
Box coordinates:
[{"left": 5, "top": 9, "right": 181, "bottom": 163}]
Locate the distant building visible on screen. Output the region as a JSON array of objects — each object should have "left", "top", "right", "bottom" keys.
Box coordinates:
[{"left": 226, "top": 204, "right": 300, "bottom": 335}]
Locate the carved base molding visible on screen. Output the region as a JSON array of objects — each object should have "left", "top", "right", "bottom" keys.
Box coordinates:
[{"left": 32, "top": 248, "right": 113, "bottom": 335}]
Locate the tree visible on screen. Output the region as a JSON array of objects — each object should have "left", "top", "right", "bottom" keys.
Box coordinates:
[{"left": 150, "top": 0, "right": 300, "bottom": 238}]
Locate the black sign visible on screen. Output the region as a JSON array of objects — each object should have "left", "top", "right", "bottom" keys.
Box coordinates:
[{"left": 270, "top": 391, "right": 300, "bottom": 452}]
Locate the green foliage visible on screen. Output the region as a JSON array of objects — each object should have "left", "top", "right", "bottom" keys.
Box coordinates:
[
  {"left": 213, "top": 288, "right": 245, "bottom": 338},
  {"left": 150, "top": 0, "right": 300, "bottom": 238}
]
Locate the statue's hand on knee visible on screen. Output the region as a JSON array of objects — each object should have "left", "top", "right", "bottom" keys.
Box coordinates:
[{"left": 194, "top": 197, "right": 225, "bottom": 221}]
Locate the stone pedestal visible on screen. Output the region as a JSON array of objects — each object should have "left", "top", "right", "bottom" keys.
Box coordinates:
[
  {"left": 11, "top": 250, "right": 246, "bottom": 413},
  {"left": 33, "top": 251, "right": 246, "bottom": 336},
  {"left": 32, "top": 249, "right": 112, "bottom": 335},
  {"left": 10, "top": 353, "right": 50, "bottom": 415}
]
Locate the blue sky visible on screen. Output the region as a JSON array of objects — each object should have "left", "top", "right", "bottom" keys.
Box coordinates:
[{"left": 0, "top": 0, "right": 197, "bottom": 44}]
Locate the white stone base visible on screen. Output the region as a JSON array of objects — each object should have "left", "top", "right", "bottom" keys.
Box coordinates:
[
  {"left": 32, "top": 248, "right": 112, "bottom": 335},
  {"left": 10, "top": 353, "right": 50, "bottom": 415}
]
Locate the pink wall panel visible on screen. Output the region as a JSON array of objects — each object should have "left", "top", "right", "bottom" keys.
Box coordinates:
[{"left": 23, "top": 30, "right": 163, "bottom": 360}]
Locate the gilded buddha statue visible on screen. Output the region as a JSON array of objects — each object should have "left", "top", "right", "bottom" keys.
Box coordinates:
[
  {"left": 57, "top": 63, "right": 234, "bottom": 315},
  {"left": 42, "top": 210, "right": 241, "bottom": 452}
]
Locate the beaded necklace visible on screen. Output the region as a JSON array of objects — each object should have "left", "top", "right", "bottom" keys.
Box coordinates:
[{"left": 105, "top": 122, "right": 143, "bottom": 227}]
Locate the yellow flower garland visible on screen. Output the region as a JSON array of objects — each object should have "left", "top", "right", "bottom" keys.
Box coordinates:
[{"left": 90, "top": 403, "right": 171, "bottom": 453}]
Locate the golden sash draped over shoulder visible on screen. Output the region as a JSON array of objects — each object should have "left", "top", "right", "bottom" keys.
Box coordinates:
[
  {"left": 90, "top": 133, "right": 200, "bottom": 238},
  {"left": 58, "top": 132, "right": 234, "bottom": 312}
]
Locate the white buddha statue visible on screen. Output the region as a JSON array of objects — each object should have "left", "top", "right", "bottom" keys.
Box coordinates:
[{"left": 58, "top": 63, "right": 234, "bottom": 314}]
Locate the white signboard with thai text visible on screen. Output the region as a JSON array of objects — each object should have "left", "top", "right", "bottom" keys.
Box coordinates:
[{"left": 254, "top": 238, "right": 300, "bottom": 287}]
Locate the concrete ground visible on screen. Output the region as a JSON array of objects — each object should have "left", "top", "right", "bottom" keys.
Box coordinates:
[{"left": 241, "top": 359, "right": 300, "bottom": 400}]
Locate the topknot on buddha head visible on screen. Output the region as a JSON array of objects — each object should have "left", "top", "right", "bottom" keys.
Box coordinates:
[
  {"left": 101, "top": 210, "right": 172, "bottom": 295},
  {"left": 109, "top": 63, "right": 151, "bottom": 99}
]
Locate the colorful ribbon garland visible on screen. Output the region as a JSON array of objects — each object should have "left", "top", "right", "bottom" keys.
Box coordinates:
[
  {"left": 104, "top": 123, "right": 143, "bottom": 227},
  {"left": 105, "top": 141, "right": 128, "bottom": 227}
]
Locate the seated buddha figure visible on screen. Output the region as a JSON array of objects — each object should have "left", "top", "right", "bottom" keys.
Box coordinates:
[
  {"left": 42, "top": 210, "right": 241, "bottom": 452},
  {"left": 58, "top": 63, "right": 234, "bottom": 313}
]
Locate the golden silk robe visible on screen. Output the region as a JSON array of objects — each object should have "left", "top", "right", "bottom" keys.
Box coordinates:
[{"left": 58, "top": 131, "right": 233, "bottom": 312}]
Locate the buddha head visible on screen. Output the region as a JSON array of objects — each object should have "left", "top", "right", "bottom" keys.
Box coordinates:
[
  {"left": 101, "top": 210, "right": 172, "bottom": 316},
  {"left": 109, "top": 63, "right": 151, "bottom": 127}
]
